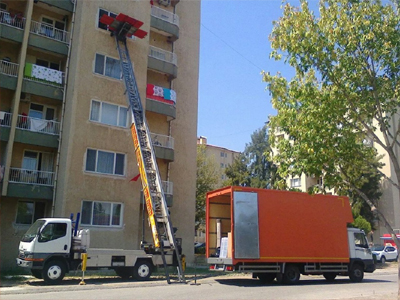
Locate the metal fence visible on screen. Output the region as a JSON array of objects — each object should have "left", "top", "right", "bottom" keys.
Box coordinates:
[
  {"left": 0, "top": 60, "right": 19, "bottom": 77},
  {"left": 0, "top": 10, "right": 25, "bottom": 29},
  {"left": 9, "top": 168, "right": 55, "bottom": 186},
  {"left": 30, "top": 20, "right": 70, "bottom": 43},
  {"left": 150, "top": 132, "right": 174, "bottom": 149},
  {"left": 149, "top": 46, "right": 177, "bottom": 66},
  {"left": 162, "top": 181, "right": 173, "bottom": 195},
  {"left": 16, "top": 114, "right": 60, "bottom": 135},
  {"left": 0, "top": 112, "right": 12, "bottom": 127},
  {"left": 151, "top": 6, "right": 179, "bottom": 26}
]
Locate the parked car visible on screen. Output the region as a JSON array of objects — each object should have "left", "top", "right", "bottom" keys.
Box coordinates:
[
  {"left": 371, "top": 244, "right": 398, "bottom": 263},
  {"left": 194, "top": 242, "right": 206, "bottom": 254}
]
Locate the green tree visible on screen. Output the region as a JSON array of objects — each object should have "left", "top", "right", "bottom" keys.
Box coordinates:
[
  {"left": 264, "top": 0, "right": 400, "bottom": 248},
  {"left": 224, "top": 153, "right": 250, "bottom": 186},
  {"left": 196, "top": 144, "right": 219, "bottom": 230},
  {"left": 224, "top": 127, "right": 278, "bottom": 188}
]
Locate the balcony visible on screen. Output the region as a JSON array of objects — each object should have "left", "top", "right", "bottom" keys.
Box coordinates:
[
  {"left": 146, "top": 84, "right": 176, "bottom": 119},
  {"left": 23, "top": 63, "right": 64, "bottom": 100},
  {"left": 29, "top": 20, "right": 70, "bottom": 55},
  {"left": 0, "top": 111, "right": 12, "bottom": 141},
  {"left": 0, "top": 10, "right": 25, "bottom": 42},
  {"left": 14, "top": 114, "right": 60, "bottom": 148},
  {"left": 0, "top": 60, "right": 19, "bottom": 90},
  {"left": 38, "top": 0, "right": 74, "bottom": 12},
  {"left": 151, "top": 132, "right": 174, "bottom": 161},
  {"left": 141, "top": 180, "right": 174, "bottom": 207},
  {"left": 148, "top": 46, "right": 177, "bottom": 79},
  {"left": 150, "top": 6, "right": 179, "bottom": 41},
  {"left": 8, "top": 167, "right": 54, "bottom": 199}
]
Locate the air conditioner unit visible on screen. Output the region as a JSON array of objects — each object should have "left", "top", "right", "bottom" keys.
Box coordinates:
[
  {"left": 20, "top": 93, "right": 31, "bottom": 102},
  {"left": 158, "top": 0, "right": 170, "bottom": 6}
]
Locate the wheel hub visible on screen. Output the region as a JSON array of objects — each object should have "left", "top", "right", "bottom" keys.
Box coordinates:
[
  {"left": 138, "top": 264, "right": 150, "bottom": 277},
  {"left": 47, "top": 265, "right": 62, "bottom": 280}
]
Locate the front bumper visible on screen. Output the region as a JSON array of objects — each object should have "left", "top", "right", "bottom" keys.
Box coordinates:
[
  {"left": 364, "top": 259, "right": 376, "bottom": 273},
  {"left": 16, "top": 258, "right": 32, "bottom": 268}
]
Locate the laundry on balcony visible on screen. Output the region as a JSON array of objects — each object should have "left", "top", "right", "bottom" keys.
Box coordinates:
[
  {"left": 24, "top": 63, "right": 63, "bottom": 85},
  {"left": 30, "top": 118, "right": 48, "bottom": 132},
  {"left": 146, "top": 84, "right": 176, "bottom": 105}
]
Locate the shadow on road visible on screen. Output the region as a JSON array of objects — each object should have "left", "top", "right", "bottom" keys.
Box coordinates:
[{"left": 214, "top": 277, "right": 391, "bottom": 287}]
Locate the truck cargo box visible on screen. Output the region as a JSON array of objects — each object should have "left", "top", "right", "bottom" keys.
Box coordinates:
[{"left": 206, "top": 186, "right": 354, "bottom": 265}]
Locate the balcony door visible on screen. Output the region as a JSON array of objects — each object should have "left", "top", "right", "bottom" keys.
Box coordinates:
[{"left": 22, "top": 151, "right": 54, "bottom": 184}]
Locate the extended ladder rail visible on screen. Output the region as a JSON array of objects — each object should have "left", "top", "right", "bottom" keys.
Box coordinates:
[{"left": 115, "top": 36, "right": 185, "bottom": 283}]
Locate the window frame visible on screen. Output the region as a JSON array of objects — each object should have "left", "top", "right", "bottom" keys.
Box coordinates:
[
  {"left": 0, "top": 2, "right": 7, "bottom": 11},
  {"left": 81, "top": 200, "right": 123, "bottom": 227},
  {"left": 94, "top": 53, "right": 122, "bottom": 80},
  {"left": 85, "top": 148, "right": 126, "bottom": 176},
  {"left": 290, "top": 177, "right": 301, "bottom": 188},
  {"left": 15, "top": 200, "right": 46, "bottom": 225},
  {"left": 89, "top": 99, "right": 129, "bottom": 128}
]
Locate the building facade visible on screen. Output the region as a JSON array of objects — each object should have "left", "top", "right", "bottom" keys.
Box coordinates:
[{"left": 0, "top": 0, "right": 200, "bottom": 271}]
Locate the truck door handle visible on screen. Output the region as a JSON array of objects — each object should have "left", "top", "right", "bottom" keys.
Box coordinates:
[{"left": 64, "top": 245, "right": 67, "bottom": 250}]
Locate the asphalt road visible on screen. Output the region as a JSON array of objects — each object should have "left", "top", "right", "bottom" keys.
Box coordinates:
[{"left": 0, "top": 267, "right": 397, "bottom": 300}]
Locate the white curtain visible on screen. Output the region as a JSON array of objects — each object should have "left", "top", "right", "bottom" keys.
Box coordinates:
[
  {"left": 97, "top": 151, "right": 114, "bottom": 174},
  {"left": 101, "top": 102, "right": 118, "bottom": 126},
  {"left": 105, "top": 57, "right": 121, "bottom": 79},
  {"left": 90, "top": 100, "right": 100, "bottom": 121}
]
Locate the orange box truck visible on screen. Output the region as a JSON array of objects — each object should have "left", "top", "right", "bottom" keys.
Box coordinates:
[{"left": 206, "top": 186, "right": 375, "bottom": 284}]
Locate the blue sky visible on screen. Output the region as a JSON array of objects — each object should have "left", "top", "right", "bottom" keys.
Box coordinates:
[{"left": 197, "top": 0, "right": 306, "bottom": 152}]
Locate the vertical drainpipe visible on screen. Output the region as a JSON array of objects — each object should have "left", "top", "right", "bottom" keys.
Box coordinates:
[
  {"left": 51, "top": 0, "right": 77, "bottom": 217},
  {"left": 1, "top": 1, "right": 34, "bottom": 196}
]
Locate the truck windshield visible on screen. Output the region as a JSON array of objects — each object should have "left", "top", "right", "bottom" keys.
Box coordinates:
[{"left": 21, "top": 220, "right": 46, "bottom": 242}]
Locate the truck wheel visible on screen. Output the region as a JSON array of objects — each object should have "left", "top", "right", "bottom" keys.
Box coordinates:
[
  {"left": 283, "top": 264, "right": 300, "bottom": 285},
  {"left": 133, "top": 260, "right": 152, "bottom": 281},
  {"left": 257, "top": 273, "right": 276, "bottom": 283},
  {"left": 323, "top": 273, "right": 337, "bottom": 282},
  {"left": 115, "top": 267, "right": 133, "bottom": 279},
  {"left": 349, "top": 264, "right": 364, "bottom": 282},
  {"left": 381, "top": 256, "right": 386, "bottom": 264},
  {"left": 31, "top": 269, "right": 43, "bottom": 279},
  {"left": 42, "top": 260, "right": 66, "bottom": 284}
]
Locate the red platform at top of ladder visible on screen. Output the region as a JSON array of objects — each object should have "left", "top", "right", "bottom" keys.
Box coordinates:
[{"left": 99, "top": 13, "right": 147, "bottom": 39}]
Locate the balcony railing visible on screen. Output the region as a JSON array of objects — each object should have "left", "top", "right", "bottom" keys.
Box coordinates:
[
  {"left": 9, "top": 167, "right": 55, "bottom": 186},
  {"left": 0, "top": 10, "right": 25, "bottom": 29},
  {"left": 150, "top": 132, "right": 174, "bottom": 149},
  {"left": 162, "top": 181, "right": 173, "bottom": 195},
  {"left": 149, "top": 46, "right": 177, "bottom": 66},
  {"left": 0, "top": 111, "right": 12, "bottom": 127},
  {"left": 24, "top": 63, "right": 64, "bottom": 87},
  {"left": 30, "top": 20, "right": 70, "bottom": 43},
  {"left": 0, "top": 60, "right": 19, "bottom": 77},
  {"left": 151, "top": 6, "right": 179, "bottom": 26},
  {"left": 16, "top": 114, "right": 60, "bottom": 135}
]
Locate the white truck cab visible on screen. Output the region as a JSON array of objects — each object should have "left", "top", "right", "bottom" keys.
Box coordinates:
[{"left": 17, "top": 218, "right": 179, "bottom": 284}]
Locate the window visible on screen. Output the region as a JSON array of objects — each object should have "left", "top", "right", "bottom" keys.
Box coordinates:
[
  {"left": 85, "top": 148, "right": 125, "bottom": 175},
  {"left": 98, "top": 9, "right": 117, "bottom": 31},
  {"left": 0, "top": 3, "right": 7, "bottom": 11},
  {"left": 220, "top": 152, "right": 224, "bottom": 157},
  {"left": 354, "top": 232, "right": 368, "bottom": 248},
  {"left": 220, "top": 163, "right": 224, "bottom": 168},
  {"left": 29, "top": 103, "right": 55, "bottom": 120},
  {"left": 290, "top": 178, "right": 301, "bottom": 187},
  {"left": 90, "top": 100, "right": 128, "bottom": 127},
  {"left": 94, "top": 53, "right": 121, "bottom": 79},
  {"left": 81, "top": 200, "right": 122, "bottom": 226},
  {"left": 38, "top": 222, "right": 67, "bottom": 242},
  {"left": 36, "top": 59, "right": 60, "bottom": 71},
  {"left": 40, "top": 17, "right": 65, "bottom": 40},
  {"left": 15, "top": 201, "right": 46, "bottom": 225},
  {"left": 22, "top": 151, "right": 54, "bottom": 172}
]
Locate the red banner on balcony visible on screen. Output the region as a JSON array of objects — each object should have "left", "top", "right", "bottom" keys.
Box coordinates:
[{"left": 146, "top": 84, "right": 176, "bottom": 105}]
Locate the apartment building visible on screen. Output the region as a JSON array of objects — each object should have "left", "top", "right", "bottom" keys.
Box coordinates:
[
  {"left": 197, "top": 136, "right": 240, "bottom": 187},
  {"left": 0, "top": 0, "right": 200, "bottom": 272}
]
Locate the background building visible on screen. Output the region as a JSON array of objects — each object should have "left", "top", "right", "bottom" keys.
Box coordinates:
[
  {"left": 197, "top": 136, "right": 240, "bottom": 187},
  {"left": 0, "top": 0, "right": 200, "bottom": 271}
]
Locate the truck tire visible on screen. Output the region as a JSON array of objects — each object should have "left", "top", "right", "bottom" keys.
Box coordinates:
[
  {"left": 283, "top": 264, "right": 300, "bottom": 285},
  {"left": 133, "top": 260, "right": 152, "bottom": 281},
  {"left": 42, "top": 260, "right": 66, "bottom": 284},
  {"left": 115, "top": 267, "right": 133, "bottom": 279},
  {"left": 323, "top": 273, "right": 337, "bottom": 282},
  {"left": 31, "top": 269, "right": 43, "bottom": 279},
  {"left": 257, "top": 273, "right": 276, "bottom": 283},
  {"left": 349, "top": 264, "right": 364, "bottom": 282},
  {"left": 381, "top": 256, "right": 386, "bottom": 264}
]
